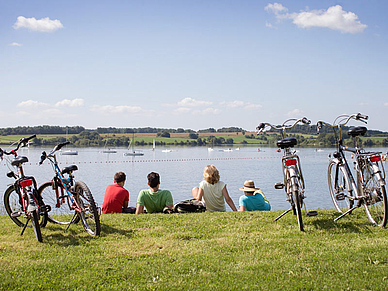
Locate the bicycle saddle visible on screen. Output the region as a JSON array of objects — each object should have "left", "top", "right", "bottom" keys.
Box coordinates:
[
  {"left": 348, "top": 126, "right": 367, "bottom": 137},
  {"left": 277, "top": 138, "right": 297, "bottom": 149},
  {"left": 62, "top": 164, "right": 78, "bottom": 174},
  {"left": 11, "top": 156, "right": 28, "bottom": 166}
]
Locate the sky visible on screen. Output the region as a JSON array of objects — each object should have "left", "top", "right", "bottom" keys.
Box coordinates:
[{"left": 1, "top": 0, "right": 388, "bottom": 131}]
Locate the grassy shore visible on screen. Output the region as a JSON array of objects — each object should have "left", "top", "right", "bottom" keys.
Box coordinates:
[{"left": 0, "top": 208, "right": 387, "bottom": 290}]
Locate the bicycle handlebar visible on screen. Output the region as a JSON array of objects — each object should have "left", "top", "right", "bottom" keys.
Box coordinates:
[
  {"left": 39, "top": 141, "right": 71, "bottom": 165},
  {"left": 316, "top": 113, "right": 368, "bottom": 133},
  {"left": 0, "top": 135, "right": 36, "bottom": 159},
  {"left": 257, "top": 117, "right": 311, "bottom": 133}
]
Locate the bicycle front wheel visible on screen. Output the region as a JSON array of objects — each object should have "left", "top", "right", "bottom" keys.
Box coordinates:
[
  {"left": 74, "top": 181, "right": 101, "bottom": 236},
  {"left": 328, "top": 162, "right": 354, "bottom": 212},
  {"left": 30, "top": 209, "right": 43, "bottom": 242},
  {"left": 38, "top": 181, "right": 74, "bottom": 225},
  {"left": 4, "top": 185, "right": 47, "bottom": 228},
  {"left": 362, "top": 165, "right": 388, "bottom": 227},
  {"left": 292, "top": 190, "right": 304, "bottom": 231}
]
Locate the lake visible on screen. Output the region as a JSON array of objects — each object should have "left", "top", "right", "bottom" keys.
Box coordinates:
[{"left": 1, "top": 145, "right": 387, "bottom": 212}]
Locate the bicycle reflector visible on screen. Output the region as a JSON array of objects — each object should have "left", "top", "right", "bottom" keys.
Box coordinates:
[
  {"left": 284, "top": 159, "right": 297, "bottom": 166},
  {"left": 370, "top": 155, "right": 381, "bottom": 162},
  {"left": 20, "top": 179, "right": 33, "bottom": 187}
]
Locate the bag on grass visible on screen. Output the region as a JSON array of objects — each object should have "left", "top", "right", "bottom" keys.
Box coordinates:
[{"left": 173, "top": 199, "right": 206, "bottom": 213}]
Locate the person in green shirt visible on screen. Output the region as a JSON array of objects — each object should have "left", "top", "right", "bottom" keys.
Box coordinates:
[{"left": 135, "top": 172, "right": 174, "bottom": 214}]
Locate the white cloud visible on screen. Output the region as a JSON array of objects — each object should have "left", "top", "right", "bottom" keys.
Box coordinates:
[
  {"left": 265, "top": 3, "right": 288, "bottom": 15},
  {"left": 265, "top": 3, "right": 367, "bottom": 34},
  {"left": 192, "top": 108, "right": 221, "bottom": 115},
  {"left": 287, "top": 108, "right": 303, "bottom": 117},
  {"left": 221, "top": 101, "right": 245, "bottom": 108},
  {"left": 172, "top": 107, "right": 192, "bottom": 115},
  {"left": 90, "top": 105, "right": 154, "bottom": 115},
  {"left": 220, "top": 100, "right": 263, "bottom": 110},
  {"left": 177, "top": 97, "right": 213, "bottom": 107},
  {"left": 244, "top": 103, "right": 263, "bottom": 110},
  {"left": 17, "top": 100, "right": 48, "bottom": 108},
  {"left": 384, "top": 102, "right": 388, "bottom": 107},
  {"left": 13, "top": 16, "right": 64, "bottom": 33},
  {"left": 55, "top": 99, "right": 84, "bottom": 107},
  {"left": 9, "top": 42, "right": 22, "bottom": 47}
]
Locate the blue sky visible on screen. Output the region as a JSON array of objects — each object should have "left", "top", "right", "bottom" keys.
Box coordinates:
[{"left": 1, "top": 0, "right": 387, "bottom": 131}]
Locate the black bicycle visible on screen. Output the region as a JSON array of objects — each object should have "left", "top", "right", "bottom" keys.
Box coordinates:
[
  {"left": 1, "top": 135, "right": 50, "bottom": 242},
  {"left": 38, "top": 141, "right": 101, "bottom": 236},
  {"left": 257, "top": 117, "right": 316, "bottom": 231}
]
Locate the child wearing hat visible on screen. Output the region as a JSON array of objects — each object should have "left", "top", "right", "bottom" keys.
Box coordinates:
[{"left": 238, "top": 180, "right": 271, "bottom": 211}]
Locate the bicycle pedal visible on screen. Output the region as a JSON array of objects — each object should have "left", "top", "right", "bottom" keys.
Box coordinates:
[
  {"left": 41, "top": 205, "right": 52, "bottom": 213},
  {"left": 11, "top": 211, "right": 23, "bottom": 218},
  {"left": 275, "top": 182, "right": 284, "bottom": 189},
  {"left": 336, "top": 193, "right": 345, "bottom": 201}
]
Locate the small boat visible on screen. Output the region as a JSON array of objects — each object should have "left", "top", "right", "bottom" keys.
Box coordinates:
[
  {"left": 276, "top": 149, "right": 281, "bottom": 153},
  {"left": 208, "top": 147, "right": 214, "bottom": 152},
  {"left": 162, "top": 149, "right": 173, "bottom": 153},
  {"left": 124, "top": 133, "right": 144, "bottom": 156},
  {"left": 236, "top": 147, "right": 240, "bottom": 151},
  {"left": 101, "top": 139, "right": 117, "bottom": 153},
  {"left": 220, "top": 148, "right": 233, "bottom": 152},
  {"left": 61, "top": 150, "right": 78, "bottom": 155}
]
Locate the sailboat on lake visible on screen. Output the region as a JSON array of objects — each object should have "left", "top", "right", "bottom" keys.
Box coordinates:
[
  {"left": 124, "top": 133, "right": 144, "bottom": 156},
  {"left": 61, "top": 127, "right": 78, "bottom": 155}
]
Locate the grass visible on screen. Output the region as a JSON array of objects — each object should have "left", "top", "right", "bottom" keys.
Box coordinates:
[{"left": 0, "top": 208, "right": 387, "bottom": 290}]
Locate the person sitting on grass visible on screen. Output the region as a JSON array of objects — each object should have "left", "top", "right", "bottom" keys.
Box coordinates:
[
  {"left": 192, "top": 164, "right": 237, "bottom": 212},
  {"left": 238, "top": 180, "right": 271, "bottom": 212},
  {"left": 135, "top": 172, "right": 174, "bottom": 214},
  {"left": 102, "top": 171, "right": 136, "bottom": 214}
]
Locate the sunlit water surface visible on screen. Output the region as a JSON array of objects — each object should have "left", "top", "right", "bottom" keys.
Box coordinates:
[{"left": 0, "top": 145, "right": 386, "bottom": 212}]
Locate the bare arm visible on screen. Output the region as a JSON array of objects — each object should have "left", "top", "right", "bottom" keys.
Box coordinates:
[
  {"left": 135, "top": 204, "right": 144, "bottom": 215},
  {"left": 238, "top": 206, "right": 246, "bottom": 212},
  {"left": 222, "top": 186, "right": 237, "bottom": 211},
  {"left": 196, "top": 187, "right": 204, "bottom": 202}
]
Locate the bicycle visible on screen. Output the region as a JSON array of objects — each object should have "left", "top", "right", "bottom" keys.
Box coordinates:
[
  {"left": 316, "top": 113, "right": 387, "bottom": 227},
  {"left": 257, "top": 117, "right": 316, "bottom": 231},
  {"left": 38, "top": 141, "right": 101, "bottom": 236},
  {"left": 0, "top": 135, "right": 50, "bottom": 242}
]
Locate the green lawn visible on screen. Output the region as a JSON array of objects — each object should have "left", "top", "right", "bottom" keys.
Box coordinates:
[{"left": 0, "top": 208, "right": 387, "bottom": 290}]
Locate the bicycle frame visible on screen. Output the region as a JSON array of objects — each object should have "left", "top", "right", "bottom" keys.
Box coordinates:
[
  {"left": 317, "top": 113, "right": 387, "bottom": 226},
  {"left": 257, "top": 117, "right": 312, "bottom": 231}
]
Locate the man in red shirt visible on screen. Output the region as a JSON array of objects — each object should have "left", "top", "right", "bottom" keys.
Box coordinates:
[{"left": 102, "top": 172, "right": 135, "bottom": 214}]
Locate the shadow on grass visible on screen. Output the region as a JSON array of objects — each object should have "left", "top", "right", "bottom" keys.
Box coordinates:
[
  {"left": 99, "top": 223, "right": 135, "bottom": 238},
  {"left": 309, "top": 211, "right": 374, "bottom": 233}
]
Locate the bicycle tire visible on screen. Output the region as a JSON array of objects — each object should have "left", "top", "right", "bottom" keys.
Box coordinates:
[
  {"left": 328, "top": 161, "right": 354, "bottom": 213},
  {"left": 3, "top": 185, "right": 47, "bottom": 228},
  {"left": 38, "top": 181, "right": 78, "bottom": 225},
  {"left": 31, "top": 209, "right": 43, "bottom": 242},
  {"left": 361, "top": 164, "right": 388, "bottom": 227},
  {"left": 74, "top": 181, "right": 101, "bottom": 236},
  {"left": 292, "top": 190, "right": 304, "bottom": 231}
]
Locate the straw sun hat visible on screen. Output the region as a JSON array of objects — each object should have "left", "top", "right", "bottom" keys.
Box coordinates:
[{"left": 239, "top": 180, "right": 260, "bottom": 192}]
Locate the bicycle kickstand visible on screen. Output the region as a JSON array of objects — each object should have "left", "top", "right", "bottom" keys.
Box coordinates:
[
  {"left": 20, "top": 217, "right": 31, "bottom": 236},
  {"left": 274, "top": 207, "right": 292, "bottom": 221},
  {"left": 65, "top": 212, "right": 79, "bottom": 232},
  {"left": 334, "top": 204, "right": 360, "bottom": 222}
]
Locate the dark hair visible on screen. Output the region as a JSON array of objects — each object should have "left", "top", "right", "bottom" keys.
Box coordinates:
[
  {"left": 147, "top": 172, "right": 160, "bottom": 188},
  {"left": 114, "top": 172, "right": 126, "bottom": 183}
]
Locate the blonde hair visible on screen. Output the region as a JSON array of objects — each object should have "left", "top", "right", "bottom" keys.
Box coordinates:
[{"left": 203, "top": 164, "right": 220, "bottom": 185}]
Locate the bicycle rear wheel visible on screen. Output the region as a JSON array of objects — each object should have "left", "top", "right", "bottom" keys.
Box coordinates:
[
  {"left": 4, "top": 185, "right": 47, "bottom": 228},
  {"left": 328, "top": 162, "right": 354, "bottom": 212},
  {"left": 74, "top": 181, "right": 101, "bottom": 236},
  {"left": 30, "top": 209, "right": 43, "bottom": 242},
  {"left": 361, "top": 164, "right": 388, "bottom": 227},
  {"left": 38, "top": 181, "right": 75, "bottom": 225},
  {"left": 292, "top": 190, "right": 304, "bottom": 231}
]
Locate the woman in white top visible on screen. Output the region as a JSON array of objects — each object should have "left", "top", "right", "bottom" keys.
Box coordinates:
[{"left": 192, "top": 165, "right": 237, "bottom": 212}]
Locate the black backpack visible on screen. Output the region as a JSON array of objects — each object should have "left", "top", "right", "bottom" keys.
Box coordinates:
[{"left": 173, "top": 199, "right": 206, "bottom": 213}]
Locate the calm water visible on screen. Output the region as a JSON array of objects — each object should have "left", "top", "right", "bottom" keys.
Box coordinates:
[{"left": 1, "top": 145, "right": 387, "bottom": 212}]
